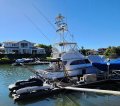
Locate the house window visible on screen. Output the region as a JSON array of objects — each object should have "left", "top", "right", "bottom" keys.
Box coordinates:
[
  {"left": 21, "top": 43, "right": 28, "bottom": 48},
  {"left": 12, "top": 44, "right": 17, "bottom": 46}
]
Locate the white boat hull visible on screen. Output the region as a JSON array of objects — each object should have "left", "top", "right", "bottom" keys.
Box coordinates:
[{"left": 38, "top": 66, "right": 97, "bottom": 79}]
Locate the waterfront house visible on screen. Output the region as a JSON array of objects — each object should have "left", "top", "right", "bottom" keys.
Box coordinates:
[
  {"left": 0, "top": 40, "right": 46, "bottom": 54},
  {"left": 86, "top": 49, "right": 98, "bottom": 55}
]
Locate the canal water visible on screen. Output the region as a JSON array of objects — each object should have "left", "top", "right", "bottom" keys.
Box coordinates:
[{"left": 0, "top": 65, "right": 120, "bottom": 106}]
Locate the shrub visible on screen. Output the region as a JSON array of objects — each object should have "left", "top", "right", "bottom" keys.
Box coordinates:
[{"left": 0, "top": 57, "right": 10, "bottom": 63}]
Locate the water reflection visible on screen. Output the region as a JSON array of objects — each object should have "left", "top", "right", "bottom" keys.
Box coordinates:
[{"left": 55, "top": 93, "right": 80, "bottom": 106}]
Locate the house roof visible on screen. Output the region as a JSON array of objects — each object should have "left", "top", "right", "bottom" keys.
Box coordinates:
[
  {"left": 3, "top": 40, "right": 35, "bottom": 44},
  {"left": 18, "top": 40, "right": 35, "bottom": 44},
  {"left": 3, "top": 41, "right": 17, "bottom": 43}
]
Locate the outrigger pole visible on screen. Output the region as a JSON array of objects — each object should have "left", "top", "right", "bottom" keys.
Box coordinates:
[{"left": 64, "top": 86, "right": 120, "bottom": 96}]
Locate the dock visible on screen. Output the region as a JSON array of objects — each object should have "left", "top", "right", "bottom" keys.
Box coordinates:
[{"left": 57, "top": 79, "right": 120, "bottom": 95}]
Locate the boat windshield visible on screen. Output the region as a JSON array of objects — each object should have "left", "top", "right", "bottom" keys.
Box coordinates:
[{"left": 70, "top": 60, "right": 85, "bottom": 65}]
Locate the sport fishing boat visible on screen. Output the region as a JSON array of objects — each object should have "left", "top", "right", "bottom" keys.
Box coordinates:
[{"left": 36, "top": 14, "right": 97, "bottom": 79}]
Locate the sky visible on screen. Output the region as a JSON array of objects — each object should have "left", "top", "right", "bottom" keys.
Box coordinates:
[{"left": 0, "top": 0, "right": 120, "bottom": 50}]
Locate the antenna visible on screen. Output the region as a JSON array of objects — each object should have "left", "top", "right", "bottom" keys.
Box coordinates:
[
  {"left": 55, "top": 14, "right": 68, "bottom": 52},
  {"left": 55, "top": 14, "right": 68, "bottom": 34}
]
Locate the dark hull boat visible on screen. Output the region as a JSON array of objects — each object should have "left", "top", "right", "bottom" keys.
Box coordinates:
[
  {"left": 9, "top": 77, "right": 43, "bottom": 92},
  {"left": 12, "top": 87, "right": 62, "bottom": 101},
  {"left": 9, "top": 76, "right": 58, "bottom": 101},
  {"left": 9, "top": 79, "right": 63, "bottom": 101}
]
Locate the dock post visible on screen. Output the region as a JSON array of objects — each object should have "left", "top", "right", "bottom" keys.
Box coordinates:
[{"left": 107, "top": 62, "right": 110, "bottom": 79}]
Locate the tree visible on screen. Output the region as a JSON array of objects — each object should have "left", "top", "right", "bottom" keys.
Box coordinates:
[
  {"left": 36, "top": 44, "right": 52, "bottom": 57},
  {"left": 104, "top": 46, "right": 119, "bottom": 58},
  {"left": 80, "top": 46, "right": 86, "bottom": 55},
  {"left": 80, "top": 46, "right": 91, "bottom": 55},
  {"left": 115, "top": 46, "right": 120, "bottom": 56}
]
